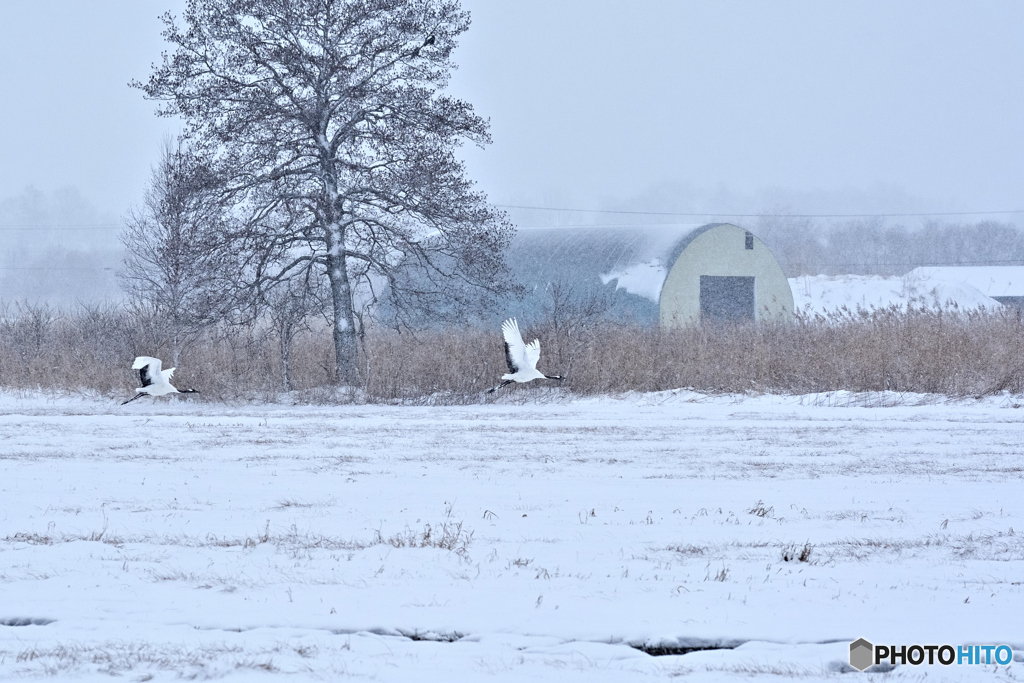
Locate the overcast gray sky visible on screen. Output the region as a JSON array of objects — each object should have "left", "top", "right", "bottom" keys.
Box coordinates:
[{"left": 1, "top": 1, "right": 1023, "bottom": 224}]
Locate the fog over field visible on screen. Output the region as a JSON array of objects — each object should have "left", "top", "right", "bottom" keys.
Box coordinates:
[{"left": 2, "top": 2, "right": 1024, "bottom": 303}]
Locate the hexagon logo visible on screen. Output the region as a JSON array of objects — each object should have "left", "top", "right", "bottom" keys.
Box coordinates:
[{"left": 849, "top": 638, "right": 874, "bottom": 672}]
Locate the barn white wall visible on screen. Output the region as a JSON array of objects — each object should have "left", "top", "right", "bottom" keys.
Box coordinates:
[{"left": 660, "top": 223, "right": 794, "bottom": 327}]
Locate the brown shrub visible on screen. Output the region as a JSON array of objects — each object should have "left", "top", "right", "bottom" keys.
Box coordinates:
[{"left": 1, "top": 302, "right": 1023, "bottom": 402}]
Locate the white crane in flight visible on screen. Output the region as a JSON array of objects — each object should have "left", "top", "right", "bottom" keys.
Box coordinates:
[
  {"left": 122, "top": 356, "right": 200, "bottom": 405},
  {"left": 487, "top": 318, "right": 564, "bottom": 394}
]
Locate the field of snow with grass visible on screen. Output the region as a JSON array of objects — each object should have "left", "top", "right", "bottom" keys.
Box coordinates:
[{"left": 2, "top": 389, "right": 1023, "bottom": 681}]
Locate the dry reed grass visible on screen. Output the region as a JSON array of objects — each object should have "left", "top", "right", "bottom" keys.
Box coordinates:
[{"left": 1, "top": 302, "right": 1023, "bottom": 402}]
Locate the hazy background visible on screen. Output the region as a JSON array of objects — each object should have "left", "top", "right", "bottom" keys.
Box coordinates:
[{"left": 2, "top": 0, "right": 1023, "bottom": 303}]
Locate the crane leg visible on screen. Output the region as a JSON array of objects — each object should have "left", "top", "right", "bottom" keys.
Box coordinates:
[
  {"left": 486, "top": 380, "right": 514, "bottom": 394},
  {"left": 121, "top": 393, "right": 146, "bottom": 405}
]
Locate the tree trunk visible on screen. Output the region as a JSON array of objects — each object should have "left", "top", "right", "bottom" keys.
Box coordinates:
[
  {"left": 279, "top": 321, "right": 292, "bottom": 392},
  {"left": 327, "top": 252, "right": 360, "bottom": 384},
  {"left": 171, "top": 326, "right": 181, "bottom": 367}
]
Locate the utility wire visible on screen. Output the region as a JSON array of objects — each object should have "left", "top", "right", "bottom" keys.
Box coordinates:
[
  {"left": 0, "top": 224, "right": 120, "bottom": 231},
  {"left": 787, "top": 259, "right": 1024, "bottom": 268},
  {"left": 0, "top": 267, "right": 115, "bottom": 271},
  {"left": 3, "top": 203, "right": 1024, "bottom": 229},
  {"left": 6, "top": 260, "right": 1024, "bottom": 272},
  {"left": 497, "top": 204, "right": 1024, "bottom": 219}
]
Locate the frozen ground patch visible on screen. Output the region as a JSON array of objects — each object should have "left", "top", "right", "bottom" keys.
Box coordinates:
[{"left": 1, "top": 391, "right": 1022, "bottom": 680}]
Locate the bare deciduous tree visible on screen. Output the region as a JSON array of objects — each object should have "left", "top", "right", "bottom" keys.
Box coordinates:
[
  {"left": 119, "top": 138, "right": 235, "bottom": 364},
  {"left": 263, "top": 272, "right": 322, "bottom": 391},
  {"left": 137, "top": 0, "right": 514, "bottom": 383}
]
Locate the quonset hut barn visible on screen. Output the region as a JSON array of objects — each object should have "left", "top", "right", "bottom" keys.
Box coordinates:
[{"left": 508, "top": 223, "right": 794, "bottom": 327}]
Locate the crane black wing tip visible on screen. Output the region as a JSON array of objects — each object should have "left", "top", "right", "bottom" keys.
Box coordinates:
[
  {"left": 503, "top": 341, "right": 518, "bottom": 373},
  {"left": 487, "top": 379, "right": 514, "bottom": 394}
]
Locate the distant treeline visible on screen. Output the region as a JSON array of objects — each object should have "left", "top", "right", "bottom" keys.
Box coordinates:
[
  {"left": 755, "top": 217, "right": 1024, "bottom": 277},
  {"left": 5, "top": 218, "right": 1024, "bottom": 309},
  {"left": 0, "top": 186, "right": 122, "bottom": 304}
]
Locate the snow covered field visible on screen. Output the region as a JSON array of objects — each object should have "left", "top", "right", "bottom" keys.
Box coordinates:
[{"left": 1, "top": 390, "right": 1023, "bottom": 681}]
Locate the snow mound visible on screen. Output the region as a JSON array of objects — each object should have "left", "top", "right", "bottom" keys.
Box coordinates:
[
  {"left": 789, "top": 273, "right": 1002, "bottom": 316},
  {"left": 910, "top": 266, "right": 1024, "bottom": 297}
]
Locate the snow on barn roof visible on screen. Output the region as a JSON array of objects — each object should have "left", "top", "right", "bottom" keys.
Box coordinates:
[
  {"left": 508, "top": 223, "right": 709, "bottom": 323},
  {"left": 908, "top": 266, "right": 1024, "bottom": 298}
]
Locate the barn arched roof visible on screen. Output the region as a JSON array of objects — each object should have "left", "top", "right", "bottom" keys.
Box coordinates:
[{"left": 507, "top": 223, "right": 713, "bottom": 324}]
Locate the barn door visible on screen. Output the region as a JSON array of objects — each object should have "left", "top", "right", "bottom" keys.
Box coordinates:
[{"left": 699, "top": 276, "right": 755, "bottom": 322}]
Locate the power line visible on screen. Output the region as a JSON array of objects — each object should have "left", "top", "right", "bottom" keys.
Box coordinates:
[
  {"left": 0, "top": 224, "right": 121, "bottom": 231},
  {"left": 498, "top": 204, "right": 1024, "bottom": 219},
  {"left": 519, "top": 222, "right": 705, "bottom": 229},
  {"left": 3, "top": 202, "right": 1023, "bottom": 228},
  {"left": 2, "top": 205, "right": 1022, "bottom": 227},
  {"left": 0, "top": 267, "right": 115, "bottom": 271},
  {"left": 789, "top": 259, "right": 1024, "bottom": 268},
  {"left": 6, "top": 259, "right": 1024, "bottom": 273}
]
